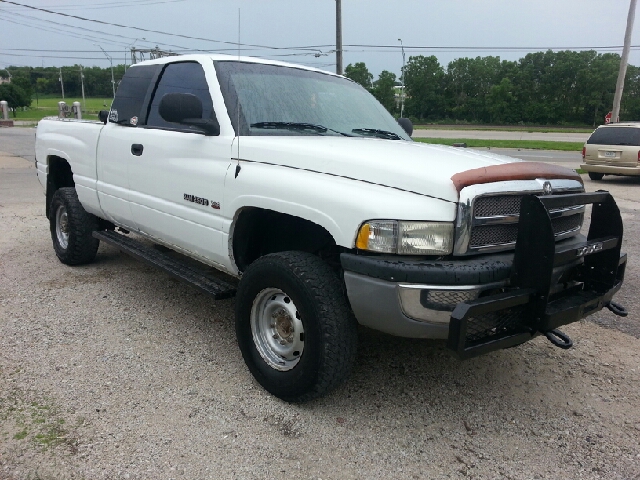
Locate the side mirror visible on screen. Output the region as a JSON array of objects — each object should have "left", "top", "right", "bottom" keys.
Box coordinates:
[
  {"left": 159, "top": 92, "right": 220, "bottom": 136},
  {"left": 98, "top": 110, "right": 109, "bottom": 124},
  {"left": 397, "top": 118, "right": 413, "bottom": 137}
]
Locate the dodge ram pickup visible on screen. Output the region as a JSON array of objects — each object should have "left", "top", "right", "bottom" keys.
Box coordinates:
[{"left": 35, "top": 54, "right": 628, "bottom": 402}]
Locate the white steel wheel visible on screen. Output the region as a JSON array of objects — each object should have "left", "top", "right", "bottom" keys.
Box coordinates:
[
  {"left": 235, "top": 251, "right": 358, "bottom": 402},
  {"left": 55, "top": 204, "right": 70, "bottom": 250},
  {"left": 250, "top": 288, "right": 305, "bottom": 371},
  {"left": 49, "top": 187, "right": 100, "bottom": 265}
]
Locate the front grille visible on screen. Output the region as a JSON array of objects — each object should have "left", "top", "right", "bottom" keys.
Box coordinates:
[
  {"left": 470, "top": 224, "right": 519, "bottom": 247},
  {"left": 474, "top": 195, "right": 522, "bottom": 217},
  {"left": 469, "top": 214, "right": 583, "bottom": 248},
  {"left": 552, "top": 213, "right": 583, "bottom": 234},
  {"left": 456, "top": 181, "right": 586, "bottom": 255}
]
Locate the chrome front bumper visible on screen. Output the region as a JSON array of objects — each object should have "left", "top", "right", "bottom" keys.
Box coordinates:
[{"left": 343, "top": 270, "right": 508, "bottom": 339}]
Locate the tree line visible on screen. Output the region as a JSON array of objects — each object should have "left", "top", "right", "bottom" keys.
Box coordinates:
[
  {"left": 348, "top": 50, "right": 640, "bottom": 126},
  {"left": 0, "top": 65, "right": 126, "bottom": 113},
  {"left": 1, "top": 50, "right": 639, "bottom": 125}
]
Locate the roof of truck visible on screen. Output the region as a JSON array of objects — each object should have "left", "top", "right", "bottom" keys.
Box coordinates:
[{"left": 132, "top": 53, "right": 342, "bottom": 78}]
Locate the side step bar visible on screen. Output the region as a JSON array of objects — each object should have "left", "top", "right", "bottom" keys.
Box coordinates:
[{"left": 93, "top": 230, "right": 236, "bottom": 300}]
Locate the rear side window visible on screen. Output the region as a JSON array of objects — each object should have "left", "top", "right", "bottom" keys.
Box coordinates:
[
  {"left": 587, "top": 127, "right": 640, "bottom": 146},
  {"left": 109, "top": 65, "right": 160, "bottom": 125},
  {"left": 146, "top": 62, "right": 215, "bottom": 131}
]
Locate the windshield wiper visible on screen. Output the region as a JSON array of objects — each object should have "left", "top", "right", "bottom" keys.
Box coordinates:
[
  {"left": 251, "top": 122, "right": 352, "bottom": 136},
  {"left": 351, "top": 128, "right": 401, "bottom": 140}
]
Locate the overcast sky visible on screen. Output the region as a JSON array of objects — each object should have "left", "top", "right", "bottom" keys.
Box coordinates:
[{"left": 1, "top": 0, "right": 640, "bottom": 78}]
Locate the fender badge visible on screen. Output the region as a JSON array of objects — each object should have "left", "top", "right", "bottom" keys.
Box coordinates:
[
  {"left": 211, "top": 202, "right": 220, "bottom": 210},
  {"left": 542, "top": 181, "right": 553, "bottom": 195}
]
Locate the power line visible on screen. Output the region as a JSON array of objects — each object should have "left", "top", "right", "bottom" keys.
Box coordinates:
[
  {"left": 0, "top": 8, "right": 185, "bottom": 50},
  {"left": 0, "top": 0, "right": 187, "bottom": 10},
  {"left": 0, "top": 0, "right": 318, "bottom": 53}
]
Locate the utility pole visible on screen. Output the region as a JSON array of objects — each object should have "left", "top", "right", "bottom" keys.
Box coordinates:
[
  {"left": 79, "top": 65, "right": 86, "bottom": 112},
  {"left": 612, "top": 0, "right": 637, "bottom": 123},
  {"left": 336, "top": 0, "right": 343, "bottom": 75},
  {"left": 398, "top": 38, "right": 406, "bottom": 118},
  {"left": 59, "top": 67, "right": 65, "bottom": 99}
]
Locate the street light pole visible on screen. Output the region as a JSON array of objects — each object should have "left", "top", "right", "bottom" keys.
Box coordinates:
[
  {"left": 398, "top": 38, "right": 406, "bottom": 118},
  {"left": 336, "top": 0, "right": 343, "bottom": 75},
  {"left": 96, "top": 44, "right": 116, "bottom": 98},
  {"left": 612, "top": 0, "right": 637, "bottom": 123}
]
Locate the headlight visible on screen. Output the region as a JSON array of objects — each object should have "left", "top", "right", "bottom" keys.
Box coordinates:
[{"left": 356, "top": 220, "right": 454, "bottom": 255}]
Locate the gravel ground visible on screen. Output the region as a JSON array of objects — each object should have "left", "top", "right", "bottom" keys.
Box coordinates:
[{"left": 1, "top": 149, "right": 639, "bottom": 480}]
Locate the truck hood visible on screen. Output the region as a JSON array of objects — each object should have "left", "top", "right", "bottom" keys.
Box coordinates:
[{"left": 237, "top": 136, "right": 526, "bottom": 203}]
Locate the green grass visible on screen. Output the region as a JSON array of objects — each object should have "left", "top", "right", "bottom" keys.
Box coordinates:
[
  {"left": 32, "top": 96, "right": 112, "bottom": 110},
  {"left": 413, "top": 137, "right": 584, "bottom": 151},
  {"left": 10, "top": 96, "right": 111, "bottom": 121},
  {"left": 414, "top": 124, "right": 594, "bottom": 134},
  {"left": 1, "top": 389, "right": 75, "bottom": 452}
]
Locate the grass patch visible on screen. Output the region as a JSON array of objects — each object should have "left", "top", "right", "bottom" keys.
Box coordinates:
[
  {"left": 10, "top": 96, "right": 110, "bottom": 121},
  {"left": 414, "top": 124, "right": 594, "bottom": 134},
  {"left": 1, "top": 388, "right": 78, "bottom": 452},
  {"left": 413, "top": 137, "right": 584, "bottom": 152},
  {"left": 32, "top": 96, "right": 112, "bottom": 110}
]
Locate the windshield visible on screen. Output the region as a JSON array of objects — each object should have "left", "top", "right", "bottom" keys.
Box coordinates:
[{"left": 215, "top": 60, "right": 411, "bottom": 140}]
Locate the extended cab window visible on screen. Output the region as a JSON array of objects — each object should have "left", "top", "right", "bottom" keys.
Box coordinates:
[
  {"left": 109, "top": 64, "right": 160, "bottom": 126},
  {"left": 146, "top": 62, "right": 215, "bottom": 132}
]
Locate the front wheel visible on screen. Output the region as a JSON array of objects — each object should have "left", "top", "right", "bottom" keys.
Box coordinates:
[
  {"left": 235, "top": 251, "right": 357, "bottom": 402},
  {"left": 49, "top": 187, "right": 99, "bottom": 265},
  {"left": 588, "top": 172, "right": 604, "bottom": 181}
]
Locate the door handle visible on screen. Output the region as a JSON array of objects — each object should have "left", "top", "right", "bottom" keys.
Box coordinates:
[{"left": 131, "top": 144, "right": 144, "bottom": 156}]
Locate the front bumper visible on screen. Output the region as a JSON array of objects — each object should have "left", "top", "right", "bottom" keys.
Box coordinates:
[{"left": 342, "top": 191, "right": 627, "bottom": 359}]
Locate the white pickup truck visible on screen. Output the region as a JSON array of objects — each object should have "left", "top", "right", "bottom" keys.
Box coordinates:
[{"left": 35, "top": 54, "right": 627, "bottom": 402}]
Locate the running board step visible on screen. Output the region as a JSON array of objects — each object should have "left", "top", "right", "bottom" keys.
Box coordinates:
[{"left": 93, "top": 230, "right": 236, "bottom": 300}]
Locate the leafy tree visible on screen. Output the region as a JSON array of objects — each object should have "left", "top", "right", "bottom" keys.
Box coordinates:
[
  {"left": 10, "top": 74, "right": 33, "bottom": 101},
  {"left": 371, "top": 70, "right": 397, "bottom": 113},
  {"left": 487, "top": 78, "right": 516, "bottom": 123},
  {"left": 444, "top": 56, "right": 502, "bottom": 122},
  {"left": 403, "top": 55, "right": 445, "bottom": 120},
  {"left": 622, "top": 64, "right": 640, "bottom": 121},
  {"left": 0, "top": 83, "right": 31, "bottom": 115},
  {"left": 345, "top": 62, "right": 373, "bottom": 89}
]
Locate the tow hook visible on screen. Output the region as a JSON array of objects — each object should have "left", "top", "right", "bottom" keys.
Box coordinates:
[
  {"left": 606, "top": 301, "right": 628, "bottom": 317},
  {"left": 543, "top": 329, "right": 573, "bottom": 349}
]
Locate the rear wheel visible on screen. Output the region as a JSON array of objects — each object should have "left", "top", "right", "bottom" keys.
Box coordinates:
[
  {"left": 588, "top": 172, "right": 604, "bottom": 181},
  {"left": 235, "top": 251, "right": 357, "bottom": 402},
  {"left": 49, "top": 187, "right": 99, "bottom": 265}
]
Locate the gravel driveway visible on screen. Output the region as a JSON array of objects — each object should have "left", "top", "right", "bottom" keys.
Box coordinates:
[{"left": 1, "top": 138, "right": 639, "bottom": 480}]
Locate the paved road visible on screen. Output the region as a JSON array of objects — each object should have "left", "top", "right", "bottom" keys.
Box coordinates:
[
  {"left": 414, "top": 128, "right": 590, "bottom": 143},
  {"left": 472, "top": 147, "right": 583, "bottom": 170},
  {"left": 0, "top": 126, "right": 36, "bottom": 162},
  {"left": 0, "top": 127, "right": 583, "bottom": 168}
]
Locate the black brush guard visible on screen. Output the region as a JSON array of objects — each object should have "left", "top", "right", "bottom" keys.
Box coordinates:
[{"left": 448, "top": 191, "right": 627, "bottom": 359}]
